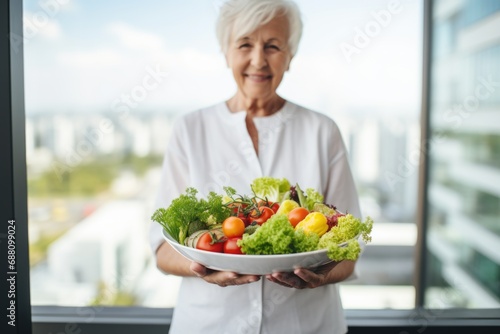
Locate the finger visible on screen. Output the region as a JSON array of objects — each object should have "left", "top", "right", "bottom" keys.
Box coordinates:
[
  {"left": 231, "top": 275, "right": 261, "bottom": 285},
  {"left": 267, "top": 274, "right": 293, "bottom": 288},
  {"left": 316, "top": 260, "right": 340, "bottom": 274},
  {"left": 190, "top": 262, "right": 209, "bottom": 277},
  {"left": 294, "top": 268, "right": 321, "bottom": 287},
  {"left": 205, "top": 270, "right": 238, "bottom": 284},
  {"left": 272, "top": 272, "right": 306, "bottom": 289},
  {"left": 207, "top": 272, "right": 260, "bottom": 287},
  {"left": 215, "top": 275, "right": 259, "bottom": 287}
]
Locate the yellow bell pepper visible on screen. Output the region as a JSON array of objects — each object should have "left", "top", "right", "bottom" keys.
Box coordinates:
[
  {"left": 295, "top": 212, "right": 328, "bottom": 236},
  {"left": 276, "top": 200, "right": 300, "bottom": 215}
]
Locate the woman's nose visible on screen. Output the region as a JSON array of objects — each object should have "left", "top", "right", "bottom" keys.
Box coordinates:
[{"left": 250, "top": 47, "right": 267, "bottom": 69}]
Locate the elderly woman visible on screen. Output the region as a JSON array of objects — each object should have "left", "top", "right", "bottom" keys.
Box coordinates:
[{"left": 149, "top": 0, "right": 361, "bottom": 333}]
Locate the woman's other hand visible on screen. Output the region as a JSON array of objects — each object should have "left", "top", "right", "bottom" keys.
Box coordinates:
[
  {"left": 190, "top": 262, "right": 261, "bottom": 287},
  {"left": 265, "top": 260, "right": 355, "bottom": 289}
]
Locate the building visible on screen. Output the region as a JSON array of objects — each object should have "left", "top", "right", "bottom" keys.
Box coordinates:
[
  {"left": 43, "top": 201, "right": 150, "bottom": 305},
  {"left": 425, "top": 0, "right": 500, "bottom": 308}
]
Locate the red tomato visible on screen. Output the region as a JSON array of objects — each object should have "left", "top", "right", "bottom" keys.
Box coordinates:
[
  {"left": 250, "top": 206, "right": 274, "bottom": 225},
  {"left": 196, "top": 232, "right": 225, "bottom": 253},
  {"left": 255, "top": 200, "right": 279, "bottom": 214},
  {"left": 237, "top": 212, "right": 250, "bottom": 226},
  {"left": 224, "top": 237, "right": 243, "bottom": 254},
  {"left": 288, "top": 207, "right": 310, "bottom": 228},
  {"left": 270, "top": 202, "right": 280, "bottom": 213},
  {"left": 228, "top": 202, "right": 248, "bottom": 215},
  {"left": 256, "top": 200, "right": 266, "bottom": 207},
  {"left": 222, "top": 217, "right": 246, "bottom": 238}
]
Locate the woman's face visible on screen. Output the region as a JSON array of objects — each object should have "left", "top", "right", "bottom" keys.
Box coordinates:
[{"left": 226, "top": 15, "right": 293, "bottom": 102}]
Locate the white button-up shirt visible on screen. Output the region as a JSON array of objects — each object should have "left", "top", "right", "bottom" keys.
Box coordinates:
[{"left": 149, "top": 101, "right": 361, "bottom": 334}]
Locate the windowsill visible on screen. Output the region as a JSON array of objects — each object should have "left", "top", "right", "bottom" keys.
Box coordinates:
[{"left": 32, "top": 306, "right": 500, "bottom": 327}]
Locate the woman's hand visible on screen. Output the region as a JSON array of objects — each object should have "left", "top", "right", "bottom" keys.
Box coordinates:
[
  {"left": 265, "top": 260, "right": 355, "bottom": 289},
  {"left": 190, "top": 262, "right": 261, "bottom": 287}
]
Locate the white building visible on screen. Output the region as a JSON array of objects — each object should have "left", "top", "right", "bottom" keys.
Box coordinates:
[{"left": 45, "top": 200, "right": 150, "bottom": 305}]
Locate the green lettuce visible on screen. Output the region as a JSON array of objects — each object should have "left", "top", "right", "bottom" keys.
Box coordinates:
[
  {"left": 325, "top": 239, "right": 362, "bottom": 261},
  {"left": 238, "top": 214, "right": 322, "bottom": 255},
  {"left": 238, "top": 214, "right": 295, "bottom": 255},
  {"left": 305, "top": 188, "right": 324, "bottom": 211},
  {"left": 251, "top": 177, "right": 291, "bottom": 203},
  {"left": 318, "top": 214, "right": 373, "bottom": 261},
  {"left": 293, "top": 229, "right": 320, "bottom": 253}
]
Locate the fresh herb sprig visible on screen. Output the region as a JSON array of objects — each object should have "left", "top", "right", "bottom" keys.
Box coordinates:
[{"left": 151, "top": 188, "right": 231, "bottom": 244}]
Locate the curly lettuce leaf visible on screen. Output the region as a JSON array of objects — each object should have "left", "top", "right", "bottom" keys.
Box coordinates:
[
  {"left": 325, "top": 239, "right": 361, "bottom": 261},
  {"left": 293, "top": 229, "right": 320, "bottom": 253},
  {"left": 238, "top": 214, "right": 295, "bottom": 255},
  {"left": 251, "top": 177, "right": 291, "bottom": 203},
  {"left": 318, "top": 214, "right": 373, "bottom": 261}
]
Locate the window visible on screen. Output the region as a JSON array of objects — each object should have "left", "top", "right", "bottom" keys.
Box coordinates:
[
  {"left": 423, "top": 0, "right": 500, "bottom": 308},
  {"left": 2, "top": 0, "right": 498, "bottom": 333},
  {"left": 24, "top": 0, "right": 423, "bottom": 311}
]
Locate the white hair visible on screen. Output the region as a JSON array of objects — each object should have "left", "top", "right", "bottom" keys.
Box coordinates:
[{"left": 216, "top": 0, "right": 303, "bottom": 56}]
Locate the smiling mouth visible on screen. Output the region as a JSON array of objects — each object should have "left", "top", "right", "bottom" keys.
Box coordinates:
[{"left": 245, "top": 74, "right": 272, "bottom": 82}]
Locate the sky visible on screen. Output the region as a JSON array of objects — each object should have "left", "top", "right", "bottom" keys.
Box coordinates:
[{"left": 23, "top": 0, "right": 423, "bottom": 117}]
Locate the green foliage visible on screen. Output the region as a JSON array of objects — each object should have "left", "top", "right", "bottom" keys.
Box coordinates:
[
  {"left": 199, "top": 191, "right": 232, "bottom": 224},
  {"left": 151, "top": 188, "right": 231, "bottom": 244},
  {"left": 152, "top": 188, "right": 201, "bottom": 244},
  {"left": 122, "top": 154, "right": 163, "bottom": 176},
  {"left": 29, "top": 162, "right": 117, "bottom": 197},
  {"left": 28, "top": 154, "right": 163, "bottom": 198}
]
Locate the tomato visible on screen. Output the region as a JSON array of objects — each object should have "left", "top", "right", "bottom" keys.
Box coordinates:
[
  {"left": 255, "top": 200, "right": 279, "bottom": 213},
  {"left": 270, "top": 202, "right": 280, "bottom": 213},
  {"left": 196, "top": 231, "right": 225, "bottom": 253},
  {"left": 224, "top": 237, "right": 243, "bottom": 254},
  {"left": 237, "top": 212, "right": 250, "bottom": 226},
  {"left": 287, "top": 207, "right": 310, "bottom": 228},
  {"left": 250, "top": 206, "right": 274, "bottom": 225},
  {"left": 256, "top": 200, "right": 267, "bottom": 207},
  {"left": 222, "top": 217, "right": 246, "bottom": 238},
  {"left": 228, "top": 202, "right": 247, "bottom": 215}
]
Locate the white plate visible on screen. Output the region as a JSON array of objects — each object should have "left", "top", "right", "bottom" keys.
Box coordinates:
[{"left": 162, "top": 229, "right": 349, "bottom": 275}]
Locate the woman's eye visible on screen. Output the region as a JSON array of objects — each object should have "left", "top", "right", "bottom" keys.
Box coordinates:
[
  {"left": 266, "top": 45, "right": 280, "bottom": 50},
  {"left": 239, "top": 43, "right": 251, "bottom": 49}
]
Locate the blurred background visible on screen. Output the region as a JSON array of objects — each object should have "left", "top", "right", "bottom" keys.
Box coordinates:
[{"left": 24, "top": 0, "right": 499, "bottom": 310}]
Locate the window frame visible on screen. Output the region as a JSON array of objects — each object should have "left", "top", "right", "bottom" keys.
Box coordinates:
[
  {"left": 1, "top": 0, "right": 32, "bottom": 333},
  {"left": 1, "top": 0, "right": 498, "bottom": 333}
]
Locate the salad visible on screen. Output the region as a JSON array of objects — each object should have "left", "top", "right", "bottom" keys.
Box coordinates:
[{"left": 152, "top": 177, "right": 373, "bottom": 261}]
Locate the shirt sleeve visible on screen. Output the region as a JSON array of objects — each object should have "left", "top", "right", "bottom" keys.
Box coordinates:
[{"left": 149, "top": 117, "right": 190, "bottom": 256}]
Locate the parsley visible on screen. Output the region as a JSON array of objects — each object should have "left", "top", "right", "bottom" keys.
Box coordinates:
[{"left": 151, "top": 188, "right": 231, "bottom": 244}]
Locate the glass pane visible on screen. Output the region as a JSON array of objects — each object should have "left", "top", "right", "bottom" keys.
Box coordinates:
[
  {"left": 25, "top": 0, "right": 421, "bottom": 309},
  {"left": 425, "top": 0, "right": 500, "bottom": 308}
]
